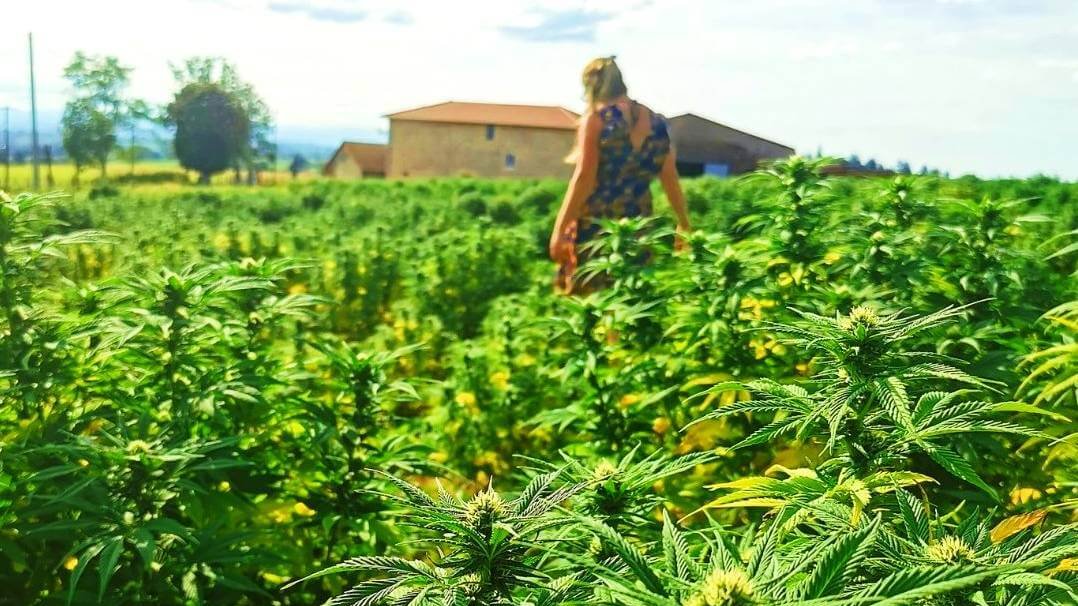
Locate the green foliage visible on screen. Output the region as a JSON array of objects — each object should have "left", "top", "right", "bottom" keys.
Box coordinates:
[
  {"left": 63, "top": 52, "right": 132, "bottom": 116},
  {"left": 62, "top": 99, "right": 116, "bottom": 179},
  {"left": 287, "top": 474, "right": 586, "bottom": 605},
  {"left": 706, "top": 309, "right": 1008, "bottom": 462},
  {"left": 60, "top": 52, "right": 138, "bottom": 179},
  {"left": 169, "top": 57, "right": 276, "bottom": 175},
  {"left": 2, "top": 166, "right": 1077, "bottom": 605},
  {"left": 167, "top": 83, "right": 250, "bottom": 183}
]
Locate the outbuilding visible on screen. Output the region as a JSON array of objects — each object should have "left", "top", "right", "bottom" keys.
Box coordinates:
[
  {"left": 668, "top": 113, "right": 794, "bottom": 176},
  {"left": 323, "top": 142, "right": 388, "bottom": 179}
]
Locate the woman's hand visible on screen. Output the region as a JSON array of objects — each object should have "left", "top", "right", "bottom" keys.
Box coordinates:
[
  {"left": 674, "top": 220, "right": 692, "bottom": 252},
  {"left": 549, "top": 231, "right": 573, "bottom": 264},
  {"left": 550, "top": 113, "right": 600, "bottom": 266},
  {"left": 660, "top": 147, "right": 692, "bottom": 253}
]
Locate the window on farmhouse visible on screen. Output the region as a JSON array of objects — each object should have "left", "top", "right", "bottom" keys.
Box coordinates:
[
  {"left": 505, "top": 153, "right": 516, "bottom": 170},
  {"left": 486, "top": 125, "right": 495, "bottom": 140}
]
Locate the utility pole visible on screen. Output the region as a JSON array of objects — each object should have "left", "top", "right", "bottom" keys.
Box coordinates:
[
  {"left": 28, "top": 33, "right": 40, "bottom": 190},
  {"left": 2, "top": 107, "right": 9, "bottom": 191},
  {"left": 129, "top": 122, "right": 136, "bottom": 177}
]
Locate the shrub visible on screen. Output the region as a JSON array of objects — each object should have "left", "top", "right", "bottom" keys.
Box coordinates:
[
  {"left": 458, "top": 191, "right": 487, "bottom": 217},
  {"left": 489, "top": 198, "right": 521, "bottom": 225}
]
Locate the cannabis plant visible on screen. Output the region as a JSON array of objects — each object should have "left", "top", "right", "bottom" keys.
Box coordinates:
[
  {"left": 287, "top": 472, "right": 584, "bottom": 605},
  {"left": 536, "top": 293, "right": 664, "bottom": 452},
  {"left": 850, "top": 181, "right": 928, "bottom": 298},
  {"left": 577, "top": 216, "right": 672, "bottom": 309},
  {"left": 663, "top": 232, "right": 778, "bottom": 368},
  {"left": 926, "top": 196, "right": 1054, "bottom": 318},
  {"left": 12, "top": 432, "right": 267, "bottom": 605},
  {"left": 1017, "top": 298, "right": 1078, "bottom": 511},
  {"left": 1019, "top": 301, "right": 1078, "bottom": 409},
  {"left": 697, "top": 305, "right": 1036, "bottom": 499},
  {"left": 738, "top": 156, "right": 838, "bottom": 292},
  {"left": 0, "top": 191, "right": 109, "bottom": 411},
  {"left": 875, "top": 490, "right": 1078, "bottom": 605},
  {"left": 538, "top": 447, "right": 715, "bottom": 533},
  {"left": 578, "top": 510, "right": 1039, "bottom": 606},
  {"left": 877, "top": 175, "right": 935, "bottom": 229},
  {"left": 98, "top": 264, "right": 275, "bottom": 436}
]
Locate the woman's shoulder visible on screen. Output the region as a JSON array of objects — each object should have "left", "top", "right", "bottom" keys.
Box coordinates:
[
  {"left": 635, "top": 102, "right": 670, "bottom": 136},
  {"left": 579, "top": 109, "right": 605, "bottom": 132},
  {"left": 643, "top": 102, "right": 668, "bottom": 120},
  {"left": 629, "top": 101, "right": 668, "bottom": 126}
]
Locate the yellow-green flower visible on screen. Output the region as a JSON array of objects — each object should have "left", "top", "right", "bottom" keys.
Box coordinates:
[
  {"left": 652, "top": 416, "right": 671, "bottom": 434},
  {"left": 687, "top": 568, "right": 755, "bottom": 606},
  {"left": 490, "top": 370, "right": 510, "bottom": 390},
  {"left": 924, "top": 536, "right": 976, "bottom": 564}
]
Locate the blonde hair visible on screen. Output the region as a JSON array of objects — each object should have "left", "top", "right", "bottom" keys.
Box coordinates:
[
  {"left": 582, "top": 56, "right": 627, "bottom": 108},
  {"left": 566, "top": 56, "right": 627, "bottom": 164}
]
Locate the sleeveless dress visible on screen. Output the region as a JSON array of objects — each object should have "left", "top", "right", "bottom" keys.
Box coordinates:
[{"left": 556, "top": 102, "right": 672, "bottom": 293}]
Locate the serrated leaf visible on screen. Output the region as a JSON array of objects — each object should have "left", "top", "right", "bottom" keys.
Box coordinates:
[
  {"left": 990, "top": 510, "right": 1046, "bottom": 544},
  {"left": 921, "top": 443, "right": 999, "bottom": 500},
  {"left": 97, "top": 536, "right": 123, "bottom": 602}
]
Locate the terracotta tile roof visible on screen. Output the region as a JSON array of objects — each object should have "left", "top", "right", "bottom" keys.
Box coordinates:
[
  {"left": 386, "top": 101, "right": 580, "bottom": 131},
  {"left": 325, "top": 141, "right": 387, "bottom": 175}
]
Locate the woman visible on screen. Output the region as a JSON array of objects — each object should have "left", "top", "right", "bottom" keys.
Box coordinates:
[{"left": 549, "top": 56, "right": 692, "bottom": 294}]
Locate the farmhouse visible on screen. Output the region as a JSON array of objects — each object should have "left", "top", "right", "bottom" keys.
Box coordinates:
[
  {"left": 385, "top": 101, "right": 579, "bottom": 179},
  {"left": 323, "top": 142, "right": 388, "bottom": 178},
  {"left": 667, "top": 114, "right": 794, "bottom": 176},
  {"left": 324, "top": 105, "right": 793, "bottom": 180}
]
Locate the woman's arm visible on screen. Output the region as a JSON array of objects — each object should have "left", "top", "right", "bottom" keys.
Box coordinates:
[
  {"left": 549, "top": 112, "right": 601, "bottom": 263},
  {"left": 660, "top": 147, "right": 691, "bottom": 235}
]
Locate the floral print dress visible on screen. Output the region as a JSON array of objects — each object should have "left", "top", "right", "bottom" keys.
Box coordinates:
[{"left": 557, "top": 102, "right": 672, "bottom": 293}]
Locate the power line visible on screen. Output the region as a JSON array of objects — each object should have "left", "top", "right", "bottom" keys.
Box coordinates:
[
  {"left": 29, "top": 33, "right": 40, "bottom": 191},
  {"left": 2, "top": 106, "right": 9, "bottom": 191}
]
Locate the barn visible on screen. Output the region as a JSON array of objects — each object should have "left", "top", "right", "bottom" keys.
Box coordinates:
[
  {"left": 323, "top": 142, "right": 388, "bottom": 179},
  {"left": 667, "top": 114, "right": 794, "bottom": 176},
  {"left": 385, "top": 101, "right": 579, "bottom": 179}
]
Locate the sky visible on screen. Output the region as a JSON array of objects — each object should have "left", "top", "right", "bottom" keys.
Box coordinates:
[{"left": 0, "top": 0, "right": 1076, "bottom": 179}]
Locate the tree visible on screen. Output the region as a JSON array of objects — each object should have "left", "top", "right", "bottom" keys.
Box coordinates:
[
  {"left": 289, "top": 154, "right": 308, "bottom": 178},
  {"left": 122, "top": 99, "right": 153, "bottom": 177},
  {"left": 167, "top": 83, "right": 249, "bottom": 184},
  {"left": 43, "top": 145, "right": 54, "bottom": 188},
  {"left": 896, "top": 160, "right": 912, "bottom": 174},
  {"left": 62, "top": 98, "right": 115, "bottom": 185},
  {"left": 61, "top": 52, "right": 135, "bottom": 178},
  {"left": 169, "top": 58, "right": 274, "bottom": 184}
]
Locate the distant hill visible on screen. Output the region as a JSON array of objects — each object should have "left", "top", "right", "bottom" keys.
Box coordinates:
[
  {"left": 1, "top": 107, "right": 383, "bottom": 165},
  {"left": 275, "top": 125, "right": 385, "bottom": 164}
]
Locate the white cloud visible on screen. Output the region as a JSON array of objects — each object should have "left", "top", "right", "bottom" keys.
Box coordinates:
[{"left": 0, "top": 0, "right": 1075, "bottom": 179}]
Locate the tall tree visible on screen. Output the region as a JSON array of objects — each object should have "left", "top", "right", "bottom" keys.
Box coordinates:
[
  {"left": 122, "top": 99, "right": 153, "bottom": 177},
  {"left": 167, "top": 83, "right": 248, "bottom": 184},
  {"left": 60, "top": 52, "right": 135, "bottom": 178},
  {"left": 169, "top": 57, "right": 274, "bottom": 183},
  {"left": 61, "top": 98, "right": 115, "bottom": 185}
]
